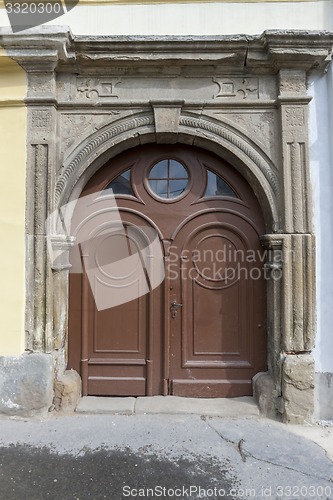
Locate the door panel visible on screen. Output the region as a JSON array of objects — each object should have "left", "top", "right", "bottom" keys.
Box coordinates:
[
  {"left": 169, "top": 212, "right": 265, "bottom": 396},
  {"left": 68, "top": 144, "right": 266, "bottom": 397},
  {"left": 84, "top": 224, "right": 151, "bottom": 396}
]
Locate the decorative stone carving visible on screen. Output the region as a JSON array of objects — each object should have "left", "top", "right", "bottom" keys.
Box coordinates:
[
  {"left": 285, "top": 107, "right": 305, "bottom": 127},
  {"left": 76, "top": 78, "right": 121, "bottom": 100},
  {"left": 212, "top": 111, "right": 277, "bottom": 162},
  {"left": 213, "top": 78, "right": 259, "bottom": 99},
  {"left": 60, "top": 113, "right": 121, "bottom": 158},
  {"left": 56, "top": 113, "right": 155, "bottom": 205},
  {"left": 32, "top": 110, "right": 52, "bottom": 129},
  {"left": 179, "top": 114, "right": 279, "bottom": 196},
  {"left": 48, "top": 235, "right": 75, "bottom": 272}
]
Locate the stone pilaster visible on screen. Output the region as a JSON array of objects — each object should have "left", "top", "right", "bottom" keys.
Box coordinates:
[
  {"left": 260, "top": 233, "right": 316, "bottom": 420},
  {"left": 25, "top": 66, "right": 59, "bottom": 353},
  {"left": 278, "top": 69, "right": 312, "bottom": 234},
  {"left": 49, "top": 235, "right": 75, "bottom": 376},
  {"left": 282, "top": 234, "right": 315, "bottom": 353}
]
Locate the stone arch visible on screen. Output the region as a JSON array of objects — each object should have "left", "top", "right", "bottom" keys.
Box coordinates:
[
  {"left": 51, "top": 110, "right": 282, "bottom": 407},
  {"left": 55, "top": 111, "right": 279, "bottom": 232}
]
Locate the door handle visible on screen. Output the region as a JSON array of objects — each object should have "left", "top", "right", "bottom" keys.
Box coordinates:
[{"left": 170, "top": 299, "right": 183, "bottom": 318}]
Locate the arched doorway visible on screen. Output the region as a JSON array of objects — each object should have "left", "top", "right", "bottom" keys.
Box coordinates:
[{"left": 68, "top": 144, "right": 266, "bottom": 397}]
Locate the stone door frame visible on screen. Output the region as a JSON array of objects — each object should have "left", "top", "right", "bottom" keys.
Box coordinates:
[{"left": 2, "top": 27, "right": 332, "bottom": 422}]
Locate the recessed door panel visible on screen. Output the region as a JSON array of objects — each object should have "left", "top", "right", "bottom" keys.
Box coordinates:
[{"left": 192, "top": 283, "right": 240, "bottom": 356}]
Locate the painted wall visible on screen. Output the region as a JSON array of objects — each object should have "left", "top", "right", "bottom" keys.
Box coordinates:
[
  {"left": 310, "top": 65, "right": 333, "bottom": 374},
  {"left": 307, "top": 11, "right": 333, "bottom": 418},
  {"left": 0, "top": 1, "right": 331, "bottom": 35},
  {"left": 0, "top": 52, "right": 26, "bottom": 355}
]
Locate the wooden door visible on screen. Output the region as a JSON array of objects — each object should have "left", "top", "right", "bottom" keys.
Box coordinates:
[{"left": 68, "top": 144, "right": 266, "bottom": 397}]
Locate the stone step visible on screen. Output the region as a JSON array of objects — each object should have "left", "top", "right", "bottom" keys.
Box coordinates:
[{"left": 76, "top": 395, "right": 260, "bottom": 417}]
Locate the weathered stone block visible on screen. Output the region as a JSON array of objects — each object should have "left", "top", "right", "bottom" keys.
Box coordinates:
[
  {"left": 253, "top": 371, "right": 278, "bottom": 419},
  {"left": 54, "top": 369, "right": 81, "bottom": 413},
  {"left": 0, "top": 353, "right": 53, "bottom": 417},
  {"left": 282, "top": 354, "right": 314, "bottom": 424}
]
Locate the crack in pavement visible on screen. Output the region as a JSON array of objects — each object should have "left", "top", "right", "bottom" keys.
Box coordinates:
[{"left": 206, "top": 420, "right": 333, "bottom": 484}]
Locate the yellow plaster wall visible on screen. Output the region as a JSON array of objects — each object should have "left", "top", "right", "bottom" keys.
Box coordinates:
[{"left": 0, "top": 52, "right": 26, "bottom": 355}]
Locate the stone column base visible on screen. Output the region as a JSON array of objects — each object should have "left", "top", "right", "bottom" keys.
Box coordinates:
[
  {"left": 253, "top": 372, "right": 279, "bottom": 419},
  {"left": 54, "top": 369, "right": 82, "bottom": 413},
  {"left": 282, "top": 354, "right": 315, "bottom": 424}
]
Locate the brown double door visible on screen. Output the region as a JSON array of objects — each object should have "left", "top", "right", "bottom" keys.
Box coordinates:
[{"left": 68, "top": 144, "right": 267, "bottom": 397}]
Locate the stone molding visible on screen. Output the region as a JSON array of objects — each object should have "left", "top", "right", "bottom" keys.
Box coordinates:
[
  {"left": 55, "top": 110, "right": 279, "bottom": 221},
  {"left": 1, "top": 28, "right": 332, "bottom": 74},
  {"left": 1, "top": 27, "right": 332, "bottom": 420}
]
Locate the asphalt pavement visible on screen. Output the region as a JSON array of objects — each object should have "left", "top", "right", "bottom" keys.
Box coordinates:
[{"left": 0, "top": 403, "right": 333, "bottom": 499}]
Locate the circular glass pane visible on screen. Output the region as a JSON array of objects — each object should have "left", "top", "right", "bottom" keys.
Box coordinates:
[{"left": 148, "top": 159, "right": 189, "bottom": 199}]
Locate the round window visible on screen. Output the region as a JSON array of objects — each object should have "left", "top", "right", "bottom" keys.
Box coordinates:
[{"left": 147, "top": 159, "right": 189, "bottom": 199}]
